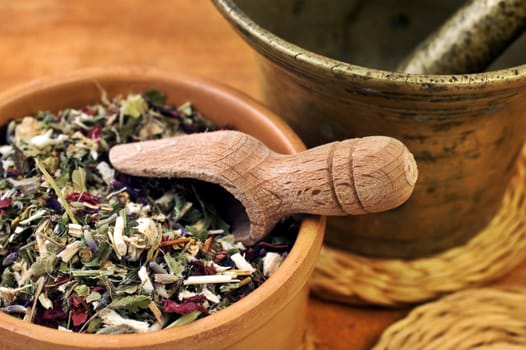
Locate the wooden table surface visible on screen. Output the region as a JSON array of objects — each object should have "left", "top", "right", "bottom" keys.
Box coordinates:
[{"left": 1, "top": 2, "right": 525, "bottom": 349}]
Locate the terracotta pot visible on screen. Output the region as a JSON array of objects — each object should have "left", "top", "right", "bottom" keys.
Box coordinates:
[
  {"left": 0, "top": 67, "right": 325, "bottom": 350},
  {"left": 214, "top": 0, "right": 526, "bottom": 258}
]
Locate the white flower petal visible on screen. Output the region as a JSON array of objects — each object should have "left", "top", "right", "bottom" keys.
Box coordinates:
[
  {"left": 99, "top": 309, "right": 150, "bottom": 333},
  {"left": 202, "top": 287, "right": 221, "bottom": 304},
  {"left": 96, "top": 161, "right": 115, "bottom": 186},
  {"left": 57, "top": 241, "right": 82, "bottom": 263},
  {"left": 138, "top": 265, "right": 154, "bottom": 294},
  {"left": 262, "top": 252, "right": 283, "bottom": 277},
  {"left": 230, "top": 253, "right": 256, "bottom": 273},
  {"left": 110, "top": 216, "right": 127, "bottom": 259}
]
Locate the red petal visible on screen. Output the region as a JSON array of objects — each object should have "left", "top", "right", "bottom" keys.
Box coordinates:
[
  {"left": 88, "top": 125, "right": 102, "bottom": 140},
  {"left": 190, "top": 260, "right": 216, "bottom": 276},
  {"left": 70, "top": 293, "right": 82, "bottom": 308},
  {"left": 41, "top": 303, "right": 68, "bottom": 321},
  {"left": 41, "top": 309, "right": 68, "bottom": 321},
  {"left": 187, "top": 294, "right": 207, "bottom": 303},
  {"left": 71, "top": 309, "right": 89, "bottom": 327},
  {"left": 82, "top": 108, "right": 96, "bottom": 116},
  {"left": 66, "top": 192, "right": 99, "bottom": 205},
  {"left": 0, "top": 198, "right": 11, "bottom": 209},
  {"left": 163, "top": 298, "right": 207, "bottom": 315}
]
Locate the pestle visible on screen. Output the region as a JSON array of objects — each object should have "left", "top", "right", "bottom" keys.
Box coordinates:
[
  {"left": 397, "top": 0, "right": 526, "bottom": 74},
  {"left": 109, "top": 130, "right": 418, "bottom": 245}
]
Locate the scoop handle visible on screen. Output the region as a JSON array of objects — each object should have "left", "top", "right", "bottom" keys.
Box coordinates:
[{"left": 263, "top": 135, "right": 417, "bottom": 218}]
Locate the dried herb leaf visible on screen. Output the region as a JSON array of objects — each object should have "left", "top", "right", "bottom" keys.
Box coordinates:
[
  {"left": 166, "top": 311, "right": 202, "bottom": 328},
  {"left": 120, "top": 94, "right": 148, "bottom": 119},
  {"left": 142, "top": 90, "right": 166, "bottom": 106},
  {"left": 109, "top": 295, "right": 151, "bottom": 313},
  {"left": 163, "top": 253, "right": 185, "bottom": 277},
  {"left": 71, "top": 167, "right": 87, "bottom": 192},
  {"left": 74, "top": 284, "right": 90, "bottom": 297}
]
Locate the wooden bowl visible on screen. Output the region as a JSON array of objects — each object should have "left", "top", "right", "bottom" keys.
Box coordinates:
[
  {"left": 0, "top": 66, "right": 325, "bottom": 350},
  {"left": 214, "top": 0, "right": 526, "bottom": 259}
]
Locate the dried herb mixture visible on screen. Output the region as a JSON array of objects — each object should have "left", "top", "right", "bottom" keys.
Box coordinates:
[{"left": 0, "top": 91, "right": 295, "bottom": 333}]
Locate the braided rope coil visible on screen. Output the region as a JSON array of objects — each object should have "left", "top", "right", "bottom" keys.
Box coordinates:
[{"left": 372, "top": 287, "right": 526, "bottom": 350}]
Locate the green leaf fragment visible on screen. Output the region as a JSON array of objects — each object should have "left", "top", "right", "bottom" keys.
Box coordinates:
[
  {"left": 70, "top": 268, "right": 115, "bottom": 277},
  {"left": 86, "top": 291, "right": 102, "bottom": 303},
  {"left": 185, "top": 221, "right": 209, "bottom": 242},
  {"left": 40, "top": 156, "right": 59, "bottom": 174},
  {"left": 166, "top": 311, "right": 202, "bottom": 328},
  {"left": 30, "top": 255, "right": 57, "bottom": 277},
  {"left": 86, "top": 317, "right": 103, "bottom": 333},
  {"left": 163, "top": 253, "right": 185, "bottom": 277},
  {"left": 115, "top": 284, "right": 138, "bottom": 295},
  {"left": 180, "top": 206, "right": 201, "bottom": 223},
  {"left": 120, "top": 94, "right": 148, "bottom": 118},
  {"left": 34, "top": 158, "right": 78, "bottom": 224},
  {"left": 142, "top": 90, "right": 166, "bottom": 106},
  {"left": 74, "top": 284, "right": 90, "bottom": 297},
  {"left": 177, "top": 101, "right": 193, "bottom": 116},
  {"left": 145, "top": 223, "right": 162, "bottom": 262},
  {"left": 1, "top": 269, "right": 16, "bottom": 288},
  {"left": 109, "top": 295, "right": 152, "bottom": 313},
  {"left": 71, "top": 167, "right": 87, "bottom": 192}
]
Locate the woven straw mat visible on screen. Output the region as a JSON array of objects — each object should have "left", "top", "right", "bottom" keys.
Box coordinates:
[
  {"left": 310, "top": 147, "right": 526, "bottom": 307},
  {"left": 372, "top": 287, "right": 526, "bottom": 350}
]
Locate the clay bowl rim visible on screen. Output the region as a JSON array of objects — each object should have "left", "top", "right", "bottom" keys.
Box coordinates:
[
  {"left": 0, "top": 66, "right": 325, "bottom": 348},
  {"left": 214, "top": 0, "right": 526, "bottom": 92}
]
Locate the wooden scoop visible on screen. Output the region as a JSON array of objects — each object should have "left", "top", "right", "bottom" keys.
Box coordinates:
[{"left": 109, "top": 130, "right": 417, "bottom": 245}]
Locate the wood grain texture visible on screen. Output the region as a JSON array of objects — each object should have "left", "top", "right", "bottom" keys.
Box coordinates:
[
  {"left": 109, "top": 130, "right": 417, "bottom": 244},
  {"left": 0, "top": 2, "right": 524, "bottom": 349}
]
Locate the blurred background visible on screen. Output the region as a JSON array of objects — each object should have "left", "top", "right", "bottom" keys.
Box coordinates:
[{"left": 0, "top": 1, "right": 259, "bottom": 97}]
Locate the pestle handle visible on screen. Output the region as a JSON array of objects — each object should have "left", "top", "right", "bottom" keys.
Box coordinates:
[
  {"left": 109, "top": 130, "right": 417, "bottom": 244},
  {"left": 397, "top": 0, "right": 526, "bottom": 74}
]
